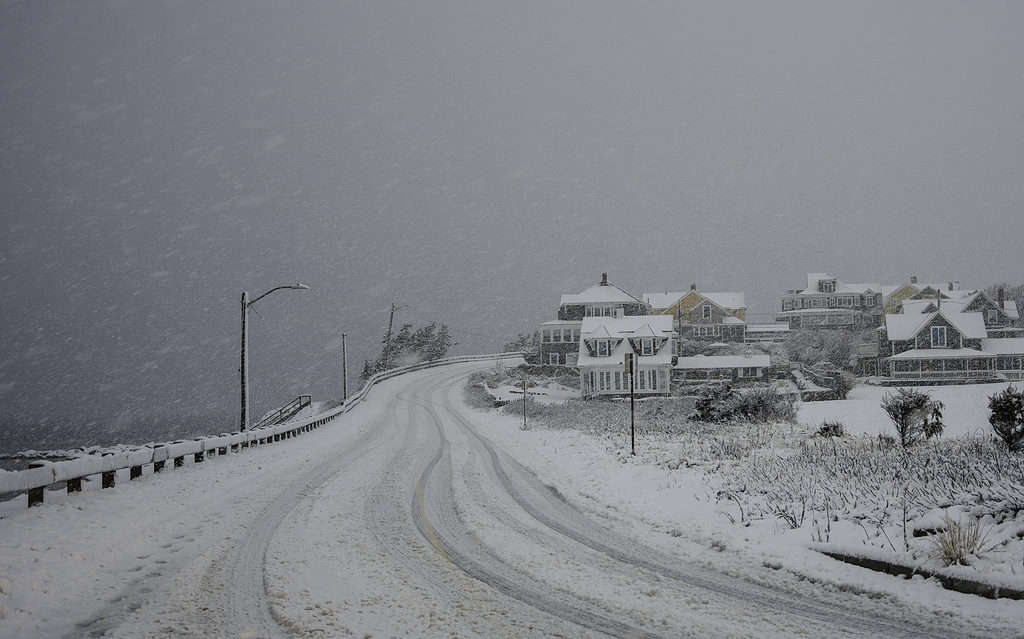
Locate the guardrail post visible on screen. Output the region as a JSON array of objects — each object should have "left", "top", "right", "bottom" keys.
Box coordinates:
[
  {"left": 67, "top": 477, "right": 82, "bottom": 493},
  {"left": 130, "top": 465, "right": 142, "bottom": 480},
  {"left": 28, "top": 486, "right": 44, "bottom": 507},
  {"left": 102, "top": 471, "right": 115, "bottom": 489}
]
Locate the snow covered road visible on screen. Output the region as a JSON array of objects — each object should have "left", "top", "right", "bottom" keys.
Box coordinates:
[{"left": 0, "top": 361, "right": 987, "bottom": 638}]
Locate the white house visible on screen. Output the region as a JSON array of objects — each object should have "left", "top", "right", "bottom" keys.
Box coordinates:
[{"left": 578, "top": 314, "right": 674, "bottom": 398}]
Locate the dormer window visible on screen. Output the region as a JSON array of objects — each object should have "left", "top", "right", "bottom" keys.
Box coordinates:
[
  {"left": 987, "top": 309, "right": 1000, "bottom": 324},
  {"left": 931, "top": 326, "right": 947, "bottom": 348},
  {"left": 597, "top": 340, "right": 609, "bottom": 356},
  {"left": 821, "top": 280, "right": 835, "bottom": 293},
  {"left": 641, "top": 338, "right": 655, "bottom": 356},
  {"left": 702, "top": 304, "right": 712, "bottom": 320}
]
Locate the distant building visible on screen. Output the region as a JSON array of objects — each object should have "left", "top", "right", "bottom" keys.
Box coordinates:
[
  {"left": 674, "top": 352, "right": 771, "bottom": 384},
  {"left": 538, "top": 272, "right": 649, "bottom": 366},
  {"left": 578, "top": 314, "right": 674, "bottom": 398},
  {"left": 644, "top": 284, "right": 746, "bottom": 345},
  {"left": 778, "top": 273, "right": 884, "bottom": 330}
]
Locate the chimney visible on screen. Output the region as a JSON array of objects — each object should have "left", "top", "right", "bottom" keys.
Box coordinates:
[
  {"left": 953, "top": 280, "right": 960, "bottom": 290},
  {"left": 999, "top": 287, "right": 1006, "bottom": 309},
  {"left": 936, "top": 290, "right": 941, "bottom": 310},
  {"left": 690, "top": 282, "right": 696, "bottom": 291},
  {"left": 948, "top": 281, "right": 954, "bottom": 291},
  {"left": 600, "top": 272, "right": 608, "bottom": 286},
  {"left": 910, "top": 275, "right": 918, "bottom": 285}
]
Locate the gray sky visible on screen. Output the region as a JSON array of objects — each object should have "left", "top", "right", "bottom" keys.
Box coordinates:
[{"left": 2, "top": 1, "right": 1023, "bottom": 448}]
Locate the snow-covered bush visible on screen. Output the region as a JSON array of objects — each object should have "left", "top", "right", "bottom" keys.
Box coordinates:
[
  {"left": 816, "top": 421, "right": 845, "bottom": 438},
  {"left": 988, "top": 385, "right": 1024, "bottom": 451},
  {"left": 881, "top": 387, "right": 944, "bottom": 447},
  {"left": 690, "top": 384, "right": 795, "bottom": 424}
]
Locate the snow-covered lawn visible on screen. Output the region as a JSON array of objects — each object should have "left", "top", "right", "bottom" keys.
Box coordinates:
[
  {"left": 469, "top": 383, "right": 1024, "bottom": 630},
  {"left": 797, "top": 381, "right": 1018, "bottom": 438}
]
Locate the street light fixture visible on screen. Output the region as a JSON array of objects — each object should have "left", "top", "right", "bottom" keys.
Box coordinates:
[{"left": 240, "top": 283, "right": 310, "bottom": 431}]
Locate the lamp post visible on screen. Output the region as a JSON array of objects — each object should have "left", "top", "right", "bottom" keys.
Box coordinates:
[{"left": 240, "top": 283, "right": 310, "bottom": 431}]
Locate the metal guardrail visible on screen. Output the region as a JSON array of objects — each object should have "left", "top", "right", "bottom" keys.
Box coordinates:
[
  {"left": 0, "top": 352, "right": 525, "bottom": 510},
  {"left": 251, "top": 394, "right": 312, "bottom": 430}
]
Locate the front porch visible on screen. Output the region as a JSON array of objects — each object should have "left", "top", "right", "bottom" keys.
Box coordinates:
[{"left": 880, "top": 349, "right": 1002, "bottom": 385}]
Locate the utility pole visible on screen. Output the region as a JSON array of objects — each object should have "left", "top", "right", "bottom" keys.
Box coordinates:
[
  {"left": 522, "top": 373, "right": 528, "bottom": 430},
  {"left": 382, "top": 302, "right": 398, "bottom": 370},
  {"left": 341, "top": 332, "right": 348, "bottom": 402},
  {"left": 240, "top": 291, "right": 249, "bottom": 431},
  {"left": 625, "top": 352, "right": 635, "bottom": 456}
]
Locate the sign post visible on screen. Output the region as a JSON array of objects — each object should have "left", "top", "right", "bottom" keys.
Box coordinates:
[
  {"left": 522, "top": 373, "right": 528, "bottom": 430},
  {"left": 625, "top": 352, "right": 635, "bottom": 456}
]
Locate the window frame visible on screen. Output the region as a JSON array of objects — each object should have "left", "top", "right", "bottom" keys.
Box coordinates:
[{"left": 931, "top": 325, "right": 948, "bottom": 348}]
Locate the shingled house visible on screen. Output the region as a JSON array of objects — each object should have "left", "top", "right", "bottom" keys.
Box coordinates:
[
  {"left": 644, "top": 284, "right": 746, "bottom": 345},
  {"left": 878, "top": 308, "right": 998, "bottom": 383},
  {"left": 538, "top": 273, "right": 649, "bottom": 367},
  {"left": 778, "top": 273, "right": 884, "bottom": 329},
  {"left": 578, "top": 314, "right": 674, "bottom": 398}
]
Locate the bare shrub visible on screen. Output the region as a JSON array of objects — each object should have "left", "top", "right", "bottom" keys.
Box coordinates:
[
  {"left": 816, "top": 421, "right": 845, "bottom": 438},
  {"left": 881, "top": 387, "right": 944, "bottom": 447},
  {"left": 988, "top": 385, "right": 1024, "bottom": 451},
  {"left": 930, "top": 515, "right": 991, "bottom": 566}
]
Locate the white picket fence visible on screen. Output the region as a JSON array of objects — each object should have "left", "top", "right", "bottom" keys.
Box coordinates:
[{"left": 0, "top": 352, "right": 524, "bottom": 510}]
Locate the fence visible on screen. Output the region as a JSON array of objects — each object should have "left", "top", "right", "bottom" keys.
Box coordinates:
[{"left": 0, "top": 352, "right": 525, "bottom": 511}]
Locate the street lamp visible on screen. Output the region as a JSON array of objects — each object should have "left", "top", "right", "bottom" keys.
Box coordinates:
[{"left": 240, "top": 283, "right": 310, "bottom": 431}]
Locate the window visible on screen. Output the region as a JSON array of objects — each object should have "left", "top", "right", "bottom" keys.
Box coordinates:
[
  {"left": 742, "top": 367, "right": 758, "bottom": 377},
  {"left": 552, "top": 329, "right": 561, "bottom": 342},
  {"left": 865, "top": 295, "right": 875, "bottom": 307},
  {"left": 597, "top": 340, "right": 609, "bottom": 356},
  {"left": 987, "top": 309, "right": 999, "bottom": 324},
  {"left": 931, "top": 326, "right": 947, "bottom": 348},
  {"left": 641, "top": 338, "right": 654, "bottom": 355},
  {"left": 821, "top": 280, "right": 835, "bottom": 293},
  {"left": 637, "top": 369, "right": 646, "bottom": 390},
  {"left": 702, "top": 305, "right": 712, "bottom": 320},
  {"left": 549, "top": 353, "right": 560, "bottom": 365},
  {"left": 648, "top": 370, "right": 658, "bottom": 390},
  {"left": 542, "top": 330, "right": 551, "bottom": 343},
  {"left": 658, "top": 370, "right": 667, "bottom": 390},
  {"left": 614, "top": 371, "right": 622, "bottom": 390}
]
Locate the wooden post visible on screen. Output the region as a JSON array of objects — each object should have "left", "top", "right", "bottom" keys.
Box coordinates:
[
  {"left": 102, "top": 471, "right": 115, "bottom": 489},
  {"left": 130, "top": 465, "right": 142, "bottom": 480}
]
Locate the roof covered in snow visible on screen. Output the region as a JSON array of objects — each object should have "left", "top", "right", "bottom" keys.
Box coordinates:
[
  {"left": 981, "top": 338, "right": 1024, "bottom": 355},
  {"left": 745, "top": 323, "right": 791, "bottom": 333},
  {"left": 674, "top": 354, "right": 771, "bottom": 370},
  {"left": 900, "top": 299, "right": 968, "bottom": 315},
  {"left": 580, "top": 315, "right": 674, "bottom": 338},
  {"left": 1002, "top": 300, "right": 1020, "bottom": 320},
  {"left": 642, "top": 290, "right": 745, "bottom": 311},
  {"left": 886, "top": 348, "right": 992, "bottom": 361},
  {"left": 794, "top": 272, "right": 880, "bottom": 296},
  {"left": 578, "top": 315, "right": 674, "bottom": 367},
  {"left": 884, "top": 310, "right": 988, "bottom": 341},
  {"left": 561, "top": 283, "right": 643, "bottom": 306}
]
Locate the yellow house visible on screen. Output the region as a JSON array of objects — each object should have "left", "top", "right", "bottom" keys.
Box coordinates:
[{"left": 643, "top": 285, "right": 747, "bottom": 343}]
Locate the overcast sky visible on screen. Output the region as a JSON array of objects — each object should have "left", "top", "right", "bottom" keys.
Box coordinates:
[{"left": 2, "top": 0, "right": 1023, "bottom": 448}]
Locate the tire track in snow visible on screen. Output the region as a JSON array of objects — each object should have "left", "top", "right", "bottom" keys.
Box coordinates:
[{"left": 414, "top": 373, "right": 954, "bottom": 639}]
